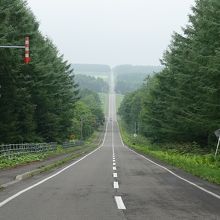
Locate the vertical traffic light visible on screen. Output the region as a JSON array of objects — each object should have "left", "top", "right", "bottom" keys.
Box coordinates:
[{"left": 24, "top": 36, "right": 31, "bottom": 64}]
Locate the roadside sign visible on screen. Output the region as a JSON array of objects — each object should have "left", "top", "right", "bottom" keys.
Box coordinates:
[
  {"left": 214, "top": 129, "right": 220, "bottom": 138},
  {"left": 214, "top": 129, "right": 220, "bottom": 158}
]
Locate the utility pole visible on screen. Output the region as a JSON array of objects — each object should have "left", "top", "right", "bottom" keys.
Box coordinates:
[
  {"left": 80, "top": 117, "right": 83, "bottom": 140},
  {"left": 215, "top": 137, "right": 220, "bottom": 158},
  {"left": 134, "top": 121, "right": 138, "bottom": 138}
]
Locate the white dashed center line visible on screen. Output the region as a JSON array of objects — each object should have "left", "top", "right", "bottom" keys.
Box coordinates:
[
  {"left": 113, "top": 162, "right": 116, "bottom": 166},
  {"left": 115, "top": 196, "right": 126, "bottom": 210},
  {"left": 114, "top": 181, "right": 119, "bottom": 189},
  {"left": 113, "top": 166, "right": 116, "bottom": 171},
  {"left": 113, "top": 173, "right": 118, "bottom": 178}
]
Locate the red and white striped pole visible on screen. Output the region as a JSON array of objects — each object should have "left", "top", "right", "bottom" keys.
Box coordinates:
[{"left": 24, "top": 36, "right": 31, "bottom": 64}]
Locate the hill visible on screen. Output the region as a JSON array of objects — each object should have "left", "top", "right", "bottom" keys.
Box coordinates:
[
  {"left": 113, "top": 65, "right": 163, "bottom": 94},
  {"left": 75, "top": 74, "right": 109, "bottom": 93},
  {"left": 72, "top": 64, "right": 111, "bottom": 74}
]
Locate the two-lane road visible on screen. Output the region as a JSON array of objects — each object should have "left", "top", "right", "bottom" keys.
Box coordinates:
[{"left": 0, "top": 76, "right": 220, "bottom": 219}]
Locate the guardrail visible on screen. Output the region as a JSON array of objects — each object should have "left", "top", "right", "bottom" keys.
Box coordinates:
[
  {"left": 0, "top": 140, "right": 85, "bottom": 159},
  {"left": 62, "top": 141, "right": 84, "bottom": 148},
  {"left": 0, "top": 142, "right": 57, "bottom": 159}
]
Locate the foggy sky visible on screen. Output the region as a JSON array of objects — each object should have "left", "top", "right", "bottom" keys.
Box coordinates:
[{"left": 26, "top": 0, "right": 195, "bottom": 66}]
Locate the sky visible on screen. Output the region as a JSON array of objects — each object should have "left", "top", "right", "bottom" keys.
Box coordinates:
[{"left": 26, "top": 0, "right": 195, "bottom": 67}]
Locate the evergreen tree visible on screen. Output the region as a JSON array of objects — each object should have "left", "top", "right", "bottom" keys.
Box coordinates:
[
  {"left": 120, "top": 0, "right": 220, "bottom": 147},
  {"left": 0, "top": 0, "right": 79, "bottom": 143}
]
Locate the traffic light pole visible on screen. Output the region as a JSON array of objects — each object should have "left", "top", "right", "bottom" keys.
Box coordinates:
[
  {"left": 0, "top": 46, "right": 25, "bottom": 48},
  {"left": 0, "top": 36, "right": 30, "bottom": 64}
]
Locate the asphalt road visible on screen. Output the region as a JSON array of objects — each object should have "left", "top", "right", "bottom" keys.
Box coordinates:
[{"left": 0, "top": 74, "right": 220, "bottom": 220}]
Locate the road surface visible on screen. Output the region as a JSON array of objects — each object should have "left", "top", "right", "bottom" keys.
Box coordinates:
[{"left": 0, "top": 73, "right": 220, "bottom": 220}]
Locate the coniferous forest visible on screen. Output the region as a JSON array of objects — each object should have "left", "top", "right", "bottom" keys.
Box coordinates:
[
  {"left": 0, "top": 0, "right": 104, "bottom": 144},
  {"left": 119, "top": 0, "right": 220, "bottom": 148}
]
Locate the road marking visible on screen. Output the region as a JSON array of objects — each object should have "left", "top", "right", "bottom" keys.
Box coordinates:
[
  {"left": 116, "top": 121, "right": 125, "bottom": 147},
  {"left": 113, "top": 173, "right": 118, "bottom": 178},
  {"left": 115, "top": 196, "right": 126, "bottom": 210},
  {"left": 114, "top": 181, "right": 119, "bottom": 189},
  {"left": 113, "top": 162, "right": 116, "bottom": 166},
  {"left": 128, "top": 148, "right": 220, "bottom": 200},
  {"left": 111, "top": 107, "right": 116, "bottom": 167},
  {"left": 113, "top": 166, "right": 116, "bottom": 171},
  {"left": 115, "top": 121, "right": 220, "bottom": 200},
  {"left": 0, "top": 119, "right": 109, "bottom": 208}
]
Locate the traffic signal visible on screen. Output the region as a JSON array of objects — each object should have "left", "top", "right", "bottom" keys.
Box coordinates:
[{"left": 24, "top": 36, "right": 31, "bottom": 64}]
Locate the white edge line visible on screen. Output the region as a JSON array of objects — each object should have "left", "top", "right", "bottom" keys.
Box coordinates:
[
  {"left": 116, "top": 121, "right": 220, "bottom": 200},
  {"left": 0, "top": 121, "right": 109, "bottom": 208},
  {"left": 115, "top": 196, "right": 126, "bottom": 210}
]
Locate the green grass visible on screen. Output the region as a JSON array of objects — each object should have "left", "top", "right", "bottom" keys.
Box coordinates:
[
  {"left": 119, "top": 120, "right": 220, "bottom": 185},
  {"left": 99, "top": 92, "right": 109, "bottom": 116},
  {"left": 0, "top": 145, "right": 85, "bottom": 169},
  {"left": 116, "top": 93, "right": 124, "bottom": 112}
]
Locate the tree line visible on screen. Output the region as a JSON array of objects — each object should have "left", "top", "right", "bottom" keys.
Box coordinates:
[
  {"left": 119, "top": 0, "right": 220, "bottom": 148},
  {"left": 75, "top": 74, "right": 109, "bottom": 93},
  {"left": 0, "top": 0, "right": 104, "bottom": 144},
  {"left": 114, "top": 65, "right": 162, "bottom": 94}
]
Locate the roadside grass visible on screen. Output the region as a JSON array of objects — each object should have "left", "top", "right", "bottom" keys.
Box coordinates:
[
  {"left": 0, "top": 129, "right": 103, "bottom": 170},
  {"left": 115, "top": 93, "right": 124, "bottom": 112},
  {"left": 99, "top": 92, "right": 109, "bottom": 116},
  {"left": 118, "top": 121, "right": 220, "bottom": 185}
]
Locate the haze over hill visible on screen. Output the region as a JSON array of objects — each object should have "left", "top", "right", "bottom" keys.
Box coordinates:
[
  {"left": 72, "top": 64, "right": 163, "bottom": 94},
  {"left": 114, "top": 65, "right": 163, "bottom": 94},
  {"left": 113, "top": 65, "right": 163, "bottom": 75},
  {"left": 72, "top": 64, "right": 111, "bottom": 75}
]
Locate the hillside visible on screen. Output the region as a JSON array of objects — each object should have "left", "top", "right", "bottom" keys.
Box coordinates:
[
  {"left": 75, "top": 74, "right": 109, "bottom": 93},
  {"left": 72, "top": 64, "right": 111, "bottom": 75},
  {"left": 113, "top": 65, "right": 162, "bottom": 75},
  {"left": 114, "top": 65, "right": 163, "bottom": 94}
]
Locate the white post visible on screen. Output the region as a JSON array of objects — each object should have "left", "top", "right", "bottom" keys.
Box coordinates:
[{"left": 215, "top": 136, "right": 220, "bottom": 158}]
